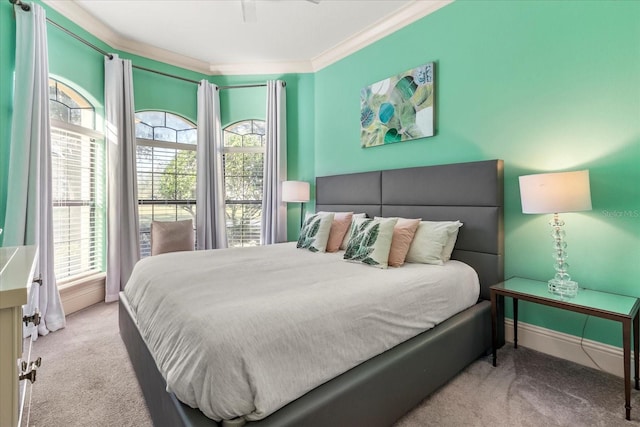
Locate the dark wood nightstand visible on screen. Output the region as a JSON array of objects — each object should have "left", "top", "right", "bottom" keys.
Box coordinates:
[{"left": 490, "top": 277, "right": 640, "bottom": 421}]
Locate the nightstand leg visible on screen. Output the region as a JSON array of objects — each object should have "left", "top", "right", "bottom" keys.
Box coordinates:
[
  {"left": 635, "top": 312, "right": 639, "bottom": 390},
  {"left": 513, "top": 298, "right": 519, "bottom": 349},
  {"left": 491, "top": 291, "right": 497, "bottom": 367},
  {"left": 624, "top": 319, "right": 631, "bottom": 420}
]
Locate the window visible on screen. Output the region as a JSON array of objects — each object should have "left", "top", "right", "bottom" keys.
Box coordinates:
[
  {"left": 223, "top": 120, "right": 265, "bottom": 247},
  {"left": 49, "top": 78, "right": 105, "bottom": 282},
  {"left": 135, "top": 111, "right": 197, "bottom": 258}
]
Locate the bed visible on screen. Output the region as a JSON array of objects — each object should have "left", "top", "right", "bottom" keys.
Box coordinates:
[{"left": 119, "top": 159, "right": 505, "bottom": 427}]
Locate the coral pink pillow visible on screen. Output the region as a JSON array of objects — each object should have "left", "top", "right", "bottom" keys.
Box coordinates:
[
  {"left": 388, "top": 218, "right": 421, "bottom": 267},
  {"left": 324, "top": 212, "right": 353, "bottom": 252}
]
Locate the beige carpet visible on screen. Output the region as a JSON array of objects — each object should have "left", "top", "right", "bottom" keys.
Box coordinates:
[
  {"left": 25, "top": 302, "right": 151, "bottom": 427},
  {"left": 25, "top": 302, "right": 640, "bottom": 427}
]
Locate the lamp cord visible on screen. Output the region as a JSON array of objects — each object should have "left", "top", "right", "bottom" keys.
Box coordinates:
[{"left": 580, "top": 315, "right": 603, "bottom": 371}]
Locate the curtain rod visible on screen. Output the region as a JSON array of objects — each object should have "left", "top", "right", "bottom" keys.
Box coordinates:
[
  {"left": 9, "top": 0, "right": 28, "bottom": 11},
  {"left": 8, "top": 0, "right": 276, "bottom": 90}
]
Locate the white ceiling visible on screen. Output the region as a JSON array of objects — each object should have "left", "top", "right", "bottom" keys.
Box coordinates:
[{"left": 43, "top": 0, "right": 451, "bottom": 75}]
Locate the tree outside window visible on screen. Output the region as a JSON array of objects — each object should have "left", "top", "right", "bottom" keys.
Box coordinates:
[
  {"left": 135, "top": 111, "right": 197, "bottom": 257},
  {"left": 134, "top": 116, "right": 265, "bottom": 253},
  {"left": 223, "top": 120, "right": 265, "bottom": 247}
]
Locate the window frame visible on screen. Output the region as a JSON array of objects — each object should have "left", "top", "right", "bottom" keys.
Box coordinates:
[
  {"left": 136, "top": 136, "right": 198, "bottom": 206},
  {"left": 134, "top": 111, "right": 198, "bottom": 258},
  {"left": 49, "top": 78, "right": 105, "bottom": 284},
  {"left": 222, "top": 119, "right": 266, "bottom": 247}
]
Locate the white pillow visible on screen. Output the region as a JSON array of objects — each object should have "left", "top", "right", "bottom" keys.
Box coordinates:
[
  {"left": 406, "top": 221, "right": 462, "bottom": 265},
  {"left": 339, "top": 213, "right": 368, "bottom": 250},
  {"left": 343, "top": 217, "right": 398, "bottom": 269},
  {"left": 441, "top": 220, "right": 463, "bottom": 261},
  {"left": 296, "top": 212, "right": 335, "bottom": 252}
]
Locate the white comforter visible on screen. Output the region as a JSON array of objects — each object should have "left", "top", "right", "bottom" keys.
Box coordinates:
[{"left": 124, "top": 243, "right": 479, "bottom": 422}]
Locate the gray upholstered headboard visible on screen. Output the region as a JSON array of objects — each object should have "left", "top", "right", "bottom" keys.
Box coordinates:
[{"left": 315, "top": 159, "right": 504, "bottom": 301}]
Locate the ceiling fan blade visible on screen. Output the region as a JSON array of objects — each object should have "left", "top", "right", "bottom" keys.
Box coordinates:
[{"left": 241, "top": 0, "right": 257, "bottom": 23}]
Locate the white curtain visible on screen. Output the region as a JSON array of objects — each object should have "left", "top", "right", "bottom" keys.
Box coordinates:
[
  {"left": 3, "top": 3, "right": 65, "bottom": 336},
  {"left": 261, "top": 80, "right": 287, "bottom": 244},
  {"left": 196, "top": 80, "right": 227, "bottom": 249},
  {"left": 104, "top": 54, "right": 140, "bottom": 302}
]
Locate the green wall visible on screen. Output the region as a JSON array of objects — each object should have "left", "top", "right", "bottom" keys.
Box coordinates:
[
  {"left": 315, "top": 1, "right": 640, "bottom": 346},
  {"left": 0, "top": 1, "right": 314, "bottom": 244},
  {"left": 2, "top": 0, "right": 638, "bottom": 349},
  {"left": 0, "top": 1, "right": 16, "bottom": 238}
]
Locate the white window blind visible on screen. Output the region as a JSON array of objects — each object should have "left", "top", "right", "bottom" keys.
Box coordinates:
[
  {"left": 223, "top": 120, "right": 265, "bottom": 247},
  {"left": 51, "top": 124, "right": 105, "bottom": 281},
  {"left": 135, "top": 111, "right": 197, "bottom": 258},
  {"left": 136, "top": 140, "right": 197, "bottom": 257}
]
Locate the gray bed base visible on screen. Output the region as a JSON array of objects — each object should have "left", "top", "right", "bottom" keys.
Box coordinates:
[{"left": 119, "top": 159, "right": 505, "bottom": 427}]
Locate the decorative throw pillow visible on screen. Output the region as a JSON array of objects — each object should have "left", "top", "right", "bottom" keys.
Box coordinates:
[
  {"left": 405, "top": 221, "right": 462, "bottom": 265},
  {"left": 296, "top": 212, "right": 335, "bottom": 252},
  {"left": 343, "top": 217, "right": 398, "bottom": 269},
  {"left": 385, "top": 217, "right": 421, "bottom": 267},
  {"left": 322, "top": 212, "right": 354, "bottom": 253},
  {"left": 151, "top": 219, "right": 194, "bottom": 256},
  {"left": 339, "top": 213, "right": 368, "bottom": 250},
  {"left": 441, "top": 220, "right": 463, "bottom": 261}
]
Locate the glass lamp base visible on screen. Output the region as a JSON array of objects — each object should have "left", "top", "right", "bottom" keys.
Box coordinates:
[{"left": 548, "top": 278, "right": 578, "bottom": 299}]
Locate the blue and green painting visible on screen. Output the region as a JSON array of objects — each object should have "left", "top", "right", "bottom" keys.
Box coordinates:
[{"left": 360, "top": 62, "right": 434, "bottom": 148}]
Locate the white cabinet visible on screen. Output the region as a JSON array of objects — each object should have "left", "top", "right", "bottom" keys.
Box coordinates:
[{"left": 0, "top": 246, "right": 38, "bottom": 427}]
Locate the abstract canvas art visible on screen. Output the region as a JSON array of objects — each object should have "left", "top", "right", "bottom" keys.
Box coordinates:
[{"left": 360, "top": 62, "right": 435, "bottom": 148}]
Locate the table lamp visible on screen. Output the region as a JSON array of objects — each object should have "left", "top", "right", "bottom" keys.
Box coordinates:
[
  {"left": 282, "top": 181, "right": 310, "bottom": 227},
  {"left": 519, "top": 170, "right": 592, "bottom": 298}
]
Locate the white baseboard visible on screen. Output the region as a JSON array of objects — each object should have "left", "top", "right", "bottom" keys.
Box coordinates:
[
  {"left": 505, "top": 319, "right": 631, "bottom": 378},
  {"left": 59, "top": 274, "right": 105, "bottom": 315}
]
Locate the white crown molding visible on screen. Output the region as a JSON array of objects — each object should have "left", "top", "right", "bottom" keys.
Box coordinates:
[
  {"left": 43, "top": 0, "right": 118, "bottom": 51},
  {"left": 210, "top": 60, "right": 314, "bottom": 76},
  {"left": 311, "top": 0, "right": 454, "bottom": 72},
  {"left": 43, "top": 0, "right": 452, "bottom": 77},
  {"left": 42, "top": 0, "right": 211, "bottom": 75},
  {"left": 110, "top": 37, "right": 211, "bottom": 76}
]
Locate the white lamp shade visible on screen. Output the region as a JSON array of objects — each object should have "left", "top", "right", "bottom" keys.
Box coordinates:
[
  {"left": 282, "top": 181, "right": 310, "bottom": 203},
  {"left": 519, "top": 170, "right": 592, "bottom": 214}
]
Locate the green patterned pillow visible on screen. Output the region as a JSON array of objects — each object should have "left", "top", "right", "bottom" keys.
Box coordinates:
[
  {"left": 296, "top": 212, "right": 335, "bottom": 252},
  {"left": 343, "top": 217, "right": 398, "bottom": 268},
  {"left": 339, "top": 213, "right": 368, "bottom": 250}
]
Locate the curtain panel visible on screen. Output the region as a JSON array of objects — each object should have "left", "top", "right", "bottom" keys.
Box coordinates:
[
  {"left": 104, "top": 55, "right": 140, "bottom": 302},
  {"left": 261, "top": 80, "right": 287, "bottom": 244},
  {"left": 196, "top": 81, "right": 227, "bottom": 249},
  {"left": 3, "top": 3, "right": 65, "bottom": 336}
]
